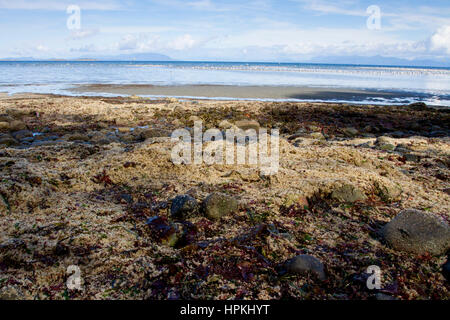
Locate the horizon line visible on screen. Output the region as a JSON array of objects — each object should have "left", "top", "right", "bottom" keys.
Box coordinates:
[{"left": 0, "top": 59, "right": 449, "bottom": 69}]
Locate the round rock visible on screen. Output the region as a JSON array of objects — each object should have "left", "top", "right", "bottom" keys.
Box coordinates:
[
  {"left": 285, "top": 254, "right": 327, "bottom": 281},
  {"left": 171, "top": 195, "right": 199, "bottom": 219},
  {"left": 203, "top": 193, "right": 238, "bottom": 220},
  {"left": 382, "top": 209, "right": 450, "bottom": 256}
]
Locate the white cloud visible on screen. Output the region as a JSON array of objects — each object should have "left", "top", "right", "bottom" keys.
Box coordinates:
[
  {"left": 112, "top": 33, "right": 205, "bottom": 54},
  {"left": 430, "top": 26, "right": 450, "bottom": 54},
  {"left": 300, "top": 0, "right": 366, "bottom": 17},
  {"left": 281, "top": 40, "right": 428, "bottom": 58},
  {"left": 36, "top": 44, "right": 49, "bottom": 52},
  {"left": 187, "top": 0, "right": 213, "bottom": 10},
  {"left": 168, "top": 34, "right": 197, "bottom": 50},
  {"left": 101, "top": 26, "right": 175, "bottom": 34},
  {"left": 117, "top": 34, "right": 161, "bottom": 51},
  {"left": 70, "top": 29, "right": 99, "bottom": 40}
]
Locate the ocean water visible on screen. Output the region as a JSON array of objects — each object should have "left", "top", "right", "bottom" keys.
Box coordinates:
[{"left": 0, "top": 61, "right": 449, "bottom": 106}]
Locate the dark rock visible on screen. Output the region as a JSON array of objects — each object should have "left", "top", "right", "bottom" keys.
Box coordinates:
[
  {"left": 284, "top": 254, "right": 327, "bottom": 281},
  {"left": 363, "top": 125, "right": 377, "bottom": 133},
  {"left": 54, "top": 243, "right": 70, "bottom": 256},
  {"left": 331, "top": 184, "right": 367, "bottom": 203},
  {"left": 403, "top": 154, "right": 421, "bottom": 163},
  {"left": 390, "top": 131, "right": 405, "bottom": 138},
  {"left": 382, "top": 209, "right": 450, "bottom": 255},
  {"left": 203, "top": 193, "right": 238, "bottom": 220},
  {"left": 141, "top": 129, "right": 171, "bottom": 139},
  {"left": 443, "top": 257, "right": 450, "bottom": 282},
  {"left": 429, "top": 131, "right": 447, "bottom": 137},
  {"left": 343, "top": 127, "right": 358, "bottom": 137},
  {"left": 408, "top": 102, "right": 428, "bottom": 111},
  {"left": 171, "top": 195, "right": 199, "bottom": 219}
]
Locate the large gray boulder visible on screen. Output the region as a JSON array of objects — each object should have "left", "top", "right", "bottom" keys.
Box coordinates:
[{"left": 382, "top": 209, "right": 450, "bottom": 255}]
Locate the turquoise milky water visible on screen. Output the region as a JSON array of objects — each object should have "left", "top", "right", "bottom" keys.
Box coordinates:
[{"left": 0, "top": 61, "right": 449, "bottom": 106}]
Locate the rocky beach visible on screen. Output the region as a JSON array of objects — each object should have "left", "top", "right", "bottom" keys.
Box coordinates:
[{"left": 0, "top": 94, "right": 449, "bottom": 300}]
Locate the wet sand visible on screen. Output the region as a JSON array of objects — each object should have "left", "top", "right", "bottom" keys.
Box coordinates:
[{"left": 71, "top": 84, "right": 412, "bottom": 102}]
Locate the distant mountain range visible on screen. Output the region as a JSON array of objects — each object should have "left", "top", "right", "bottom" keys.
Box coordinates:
[
  {"left": 79, "top": 52, "right": 173, "bottom": 61},
  {"left": 0, "top": 53, "right": 448, "bottom": 68}
]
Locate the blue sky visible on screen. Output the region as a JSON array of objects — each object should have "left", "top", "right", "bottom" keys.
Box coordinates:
[{"left": 0, "top": 0, "right": 449, "bottom": 62}]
